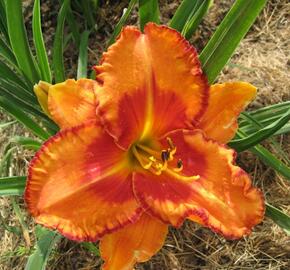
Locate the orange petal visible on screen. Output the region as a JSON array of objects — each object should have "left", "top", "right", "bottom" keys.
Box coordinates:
[
  {"left": 48, "top": 79, "right": 98, "bottom": 129},
  {"left": 133, "top": 130, "right": 264, "bottom": 238},
  {"left": 197, "top": 82, "right": 257, "bottom": 143},
  {"left": 25, "top": 121, "right": 142, "bottom": 241},
  {"left": 100, "top": 213, "right": 168, "bottom": 270},
  {"left": 34, "top": 81, "right": 51, "bottom": 117},
  {"left": 95, "top": 23, "right": 208, "bottom": 148}
]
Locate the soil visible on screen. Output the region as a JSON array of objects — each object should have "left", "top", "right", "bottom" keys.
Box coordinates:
[{"left": 0, "top": 0, "right": 289, "bottom": 269}]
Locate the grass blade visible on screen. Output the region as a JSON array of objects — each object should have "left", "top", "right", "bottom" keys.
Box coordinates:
[
  {"left": 53, "top": 0, "right": 70, "bottom": 83},
  {"left": 0, "top": 176, "right": 26, "bottom": 196},
  {"left": 138, "top": 0, "right": 160, "bottom": 31},
  {"left": 25, "top": 226, "right": 61, "bottom": 270},
  {"left": 181, "top": 0, "right": 212, "bottom": 39},
  {"left": 11, "top": 198, "right": 31, "bottom": 246},
  {"left": 199, "top": 0, "right": 267, "bottom": 83},
  {"left": 0, "top": 96, "right": 50, "bottom": 140},
  {"left": 10, "top": 136, "right": 41, "bottom": 151},
  {"left": 0, "top": 145, "right": 15, "bottom": 176},
  {"left": 5, "top": 0, "right": 40, "bottom": 83},
  {"left": 77, "top": 31, "right": 90, "bottom": 79},
  {"left": 266, "top": 203, "right": 290, "bottom": 235},
  {"left": 32, "top": 0, "right": 52, "bottom": 83},
  {"left": 108, "top": 0, "right": 137, "bottom": 46},
  {"left": 0, "top": 120, "right": 16, "bottom": 129},
  {"left": 230, "top": 109, "right": 290, "bottom": 152}
]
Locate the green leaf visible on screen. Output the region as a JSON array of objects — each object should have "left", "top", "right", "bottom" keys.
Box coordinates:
[
  {"left": 266, "top": 203, "right": 290, "bottom": 235},
  {"left": 239, "top": 102, "right": 290, "bottom": 136},
  {"left": 0, "top": 96, "right": 50, "bottom": 140},
  {"left": 0, "top": 38, "right": 17, "bottom": 66},
  {"left": 77, "top": 31, "right": 90, "bottom": 79},
  {"left": 170, "top": 0, "right": 200, "bottom": 31},
  {"left": 53, "top": 0, "right": 70, "bottom": 83},
  {"left": 81, "top": 242, "right": 100, "bottom": 256},
  {"left": 81, "top": 0, "right": 96, "bottom": 29},
  {"left": 5, "top": 0, "right": 40, "bottom": 83},
  {"left": 230, "top": 109, "right": 290, "bottom": 152},
  {"left": 0, "top": 61, "right": 32, "bottom": 90},
  {"left": 0, "top": 176, "right": 26, "bottom": 196},
  {"left": 0, "top": 0, "right": 7, "bottom": 29},
  {"left": 181, "top": 0, "right": 212, "bottom": 39},
  {"left": 236, "top": 130, "right": 290, "bottom": 180},
  {"left": 25, "top": 226, "right": 61, "bottom": 270},
  {"left": 66, "top": 3, "right": 81, "bottom": 46},
  {"left": 0, "top": 88, "right": 56, "bottom": 133},
  {"left": 138, "top": 0, "right": 160, "bottom": 31},
  {"left": 239, "top": 112, "right": 290, "bottom": 164},
  {"left": 199, "top": 0, "right": 267, "bottom": 83},
  {"left": 108, "top": 0, "right": 137, "bottom": 46},
  {"left": 248, "top": 101, "right": 290, "bottom": 118},
  {"left": 0, "top": 78, "right": 38, "bottom": 105},
  {"left": 250, "top": 144, "right": 290, "bottom": 180},
  {"left": 0, "top": 0, "right": 9, "bottom": 43},
  {"left": 32, "top": 0, "right": 52, "bottom": 83}
]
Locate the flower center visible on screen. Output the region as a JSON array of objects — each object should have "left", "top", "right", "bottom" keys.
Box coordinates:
[{"left": 131, "top": 137, "right": 199, "bottom": 182}]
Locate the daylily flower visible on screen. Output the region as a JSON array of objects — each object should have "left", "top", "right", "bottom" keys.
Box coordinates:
[{"left": 26, "top": 23, "right": 265, "bottom": 270}]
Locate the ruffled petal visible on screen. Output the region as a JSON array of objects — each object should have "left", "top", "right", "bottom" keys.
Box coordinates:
[
  {"left": 95, "top": 23, "right": 208, "bottom": 148},
  {"left": 48, "top": 79, "right": 98, "bottom": 129},
  {"left": 133, "top": 130, "right": 264, "bottom": 238},
  {"left": 197, "top": 82, "right": 257, "bottom": 143},
  {"left": 25, "top": 121, "right": 142, "bottom": 241},
  {"left": 100, "top": 213, "right": 168, "bottom": 270}
]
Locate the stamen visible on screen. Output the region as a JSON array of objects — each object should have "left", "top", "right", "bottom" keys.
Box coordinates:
[
  {"left": 167, "top": 137, "right": 175, "bottom": 150},
  {"left": 166, "top": 169, "right": 200, "bottom": 182},
  {"left": 173, "top": 159, "right": 183, "bottom": 172},
  {"left": 149, "top": 156, "right": 157, "bottom": 162},
  {"left": 136, "top": 144, "right": 160, "bottom": 156},
  {"left": 132, "top": 138, "right": 189, "bottom": 179}
]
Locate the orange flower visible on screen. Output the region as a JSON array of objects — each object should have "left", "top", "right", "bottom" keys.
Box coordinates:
[{"left": 25, "top": 23, "right": 265, "bottom": 270}]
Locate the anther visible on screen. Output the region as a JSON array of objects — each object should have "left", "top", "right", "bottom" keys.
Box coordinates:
[
  {"left": 161, "top": 150, "right": 170, "bottom": 162},
  {"left": 177, "top": 159, "right": 183, "bottom": 168}
]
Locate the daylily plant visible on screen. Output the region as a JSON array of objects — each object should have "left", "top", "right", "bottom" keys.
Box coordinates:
[{"left": 26, "top": 23, "right": 265, "bottom": 270}]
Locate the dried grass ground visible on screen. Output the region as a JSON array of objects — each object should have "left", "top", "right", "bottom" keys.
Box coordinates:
[{"left": 0, "top": 0, "right": 289, "bottom": 269}]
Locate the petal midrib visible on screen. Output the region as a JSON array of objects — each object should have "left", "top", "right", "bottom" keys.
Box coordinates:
[
  {"left": 138, "top": 34, "right": 154, "bottom": 141},
  {"left": 38, "top": 160, "right": 128, "bottom": 211}
]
